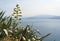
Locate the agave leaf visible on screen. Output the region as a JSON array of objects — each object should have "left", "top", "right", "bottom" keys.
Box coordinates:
[
  {"left": 0, "top": 11, "right": 5, "bottom": 20},
  {"left": 40, "top": 33, "right": 51, "bottom": 41},
  {"left": 3, "top": 29, "right": 8, "bottom": 36},
  {"left": 7, "top": 17, "right": 12, "bottom": 28},
  {"left": 0, "top": 17, "right": 7, "bottom": 23}
]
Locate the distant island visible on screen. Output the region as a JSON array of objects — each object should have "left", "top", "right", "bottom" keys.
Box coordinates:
[{"left": 26, "top": 15, "right": 60, "bottom": 19}]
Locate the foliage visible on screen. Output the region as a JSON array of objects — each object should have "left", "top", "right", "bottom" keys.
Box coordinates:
[{"left": 0, "top": 4, "right": 51, "bottom": 41}]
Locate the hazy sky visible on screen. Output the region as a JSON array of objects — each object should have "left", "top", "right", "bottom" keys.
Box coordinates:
[{"left": 0, "top": 0, "right": 60, "bottom": 17}]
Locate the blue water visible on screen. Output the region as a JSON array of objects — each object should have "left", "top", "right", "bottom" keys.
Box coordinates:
[{"left": 22, "top": 19, "right": 60, "bottom": 41}]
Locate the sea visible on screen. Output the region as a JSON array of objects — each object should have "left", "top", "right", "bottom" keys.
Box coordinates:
[{"left": 22, "top": 19, "right": 60, "bottom": 41}]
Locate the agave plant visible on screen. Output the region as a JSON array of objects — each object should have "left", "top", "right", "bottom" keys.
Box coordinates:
[
  {"left": 10, "top": 4, "right": 51, "bottom": 41},
  {"left": 0, "top": 11, "right": 13, "bottom": 41},
  {"left": 0, "top": 11, "right": 7, "bottom": 38},
  {"left": 14, "top": 25, "right": 51, "bottom": 41},
  {"left": 0, "top": 4, "right": 51, "bottom": 41}
]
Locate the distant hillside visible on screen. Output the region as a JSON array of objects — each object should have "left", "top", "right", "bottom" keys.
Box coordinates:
[
  {"left": 51, "top": 16, "right": 60, "bottom": 19},
  {"left": 26, "top": 15, "right": 60, "bottom": 19}
]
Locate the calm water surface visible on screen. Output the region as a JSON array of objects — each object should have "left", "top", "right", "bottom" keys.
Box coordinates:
[{"left": 22, "top": 19, "right": 60, "bottom": 41}]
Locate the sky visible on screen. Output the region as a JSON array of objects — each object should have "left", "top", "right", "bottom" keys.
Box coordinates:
[{"left": 0, "top": 0, "right": 60, "bottom": 17}]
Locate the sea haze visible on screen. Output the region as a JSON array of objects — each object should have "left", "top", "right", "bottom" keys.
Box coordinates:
[{"left": 22, "top": 15, "right": 60, "bottom": 41}]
